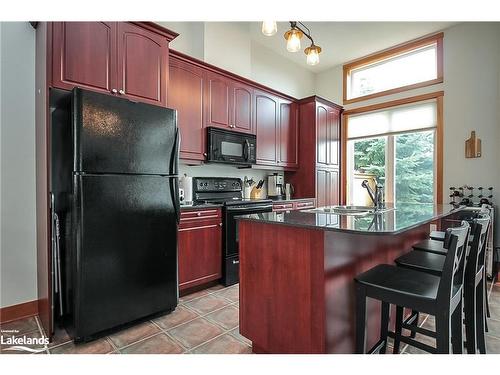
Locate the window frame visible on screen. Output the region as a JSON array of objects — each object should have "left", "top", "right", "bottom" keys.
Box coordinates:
[
  {"left": 340, "top": 91, "right": 444, "bottom": 205},
  {"left": 342, "top": 33, "right": 444, "bottom": 104}
]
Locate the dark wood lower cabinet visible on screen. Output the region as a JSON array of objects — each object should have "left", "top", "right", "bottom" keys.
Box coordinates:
[{"left": 178, "top": 208, "right": 222, "bottom": 291}]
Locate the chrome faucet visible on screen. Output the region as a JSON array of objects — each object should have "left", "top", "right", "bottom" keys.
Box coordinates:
[{"left": 361, "top": 179, "right": 385, "bottom": 211}]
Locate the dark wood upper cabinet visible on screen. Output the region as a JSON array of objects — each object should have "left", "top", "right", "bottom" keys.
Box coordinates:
[
  {"left": 52, "top": 22, "right": 116, "bottom": 95},
  {"left": 231, "top": 82, "right": 253, "bottom": 133},
  {"left": 278, "top": 99, "right": 298, "bottom": 168},
  {"left": 255, "top": 91, "right": 279, "bottom": 165},
  {"left": 51, "top": 22, "right": 175, "bottom": 107},
  {"left": 117, "top": 23, "right": 168, "bottom": 107},
  {"left": 168, "top": 57, "right": 205, "bottom": 161},
  {"left": 205, "top": 73, "right": 231, "bottom": 129},
  {"left": 316, "top": 168, "right": 339, "bottom": 207}
]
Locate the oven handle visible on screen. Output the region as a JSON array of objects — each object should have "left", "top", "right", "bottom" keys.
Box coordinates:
[{"left": 227, "top": 205, "right": 273, "bottom": 212}]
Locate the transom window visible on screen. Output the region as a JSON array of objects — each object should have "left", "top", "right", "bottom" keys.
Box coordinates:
[{"left": 343, "top": 33, "right": 443, "bottom": 104}]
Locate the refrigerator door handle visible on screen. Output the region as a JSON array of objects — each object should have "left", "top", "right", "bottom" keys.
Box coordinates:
[
  {"left": 170, "top": 127, "right": 180, "bottom": 176},
  {"left": 171, "top": 177, "right": 180, "bottom": 224}
]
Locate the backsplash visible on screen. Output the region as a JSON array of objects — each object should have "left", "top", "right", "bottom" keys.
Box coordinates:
[{"left": 179, "top": 162, "right": 284, "bottom": 197}]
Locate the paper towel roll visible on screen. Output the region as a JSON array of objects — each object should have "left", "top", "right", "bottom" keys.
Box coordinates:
[{"left": 179, "top": 176, "right": 193, "bottom": 204}]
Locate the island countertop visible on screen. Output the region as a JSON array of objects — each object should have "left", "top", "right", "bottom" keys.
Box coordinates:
[
  {"left": 236, "top": 203, "right": 462, "bottom": 235},
  {"left": 237, "top": 204, "right": 463, "bottom": 353}
]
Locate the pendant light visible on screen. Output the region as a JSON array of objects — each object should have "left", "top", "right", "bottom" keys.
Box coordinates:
[
  {"left": 262, "top": 21, "right": 323, "bottom": 66},
  {"left": 284, "top": 24, "right": 303, "bottom": 52},
  {"left": 261, "top": 21, "right": 277, "bottom": 36},
  {"left": 304, "top": 44, "right": 321, "bottom": 66}
]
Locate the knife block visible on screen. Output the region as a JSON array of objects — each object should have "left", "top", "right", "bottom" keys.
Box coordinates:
[{"left": 250, "top": 186, "right": 264, "bottom": 200}]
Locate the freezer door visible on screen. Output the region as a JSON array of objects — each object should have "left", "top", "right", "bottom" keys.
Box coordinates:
[
  {"left": 73, "top": 88, "right": 178, "bottom": 175},
  {"left": 73, "top": 174, "right": 178, "bottom": 339}
]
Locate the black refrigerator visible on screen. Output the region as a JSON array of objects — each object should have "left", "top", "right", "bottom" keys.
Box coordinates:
[{"left": 51, "top": 88, "right": 180, "bottom": 341}]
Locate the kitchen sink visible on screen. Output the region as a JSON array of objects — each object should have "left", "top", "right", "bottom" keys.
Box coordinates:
[{"left": 307, "top": 205, "right": 395, "bottom": 215}]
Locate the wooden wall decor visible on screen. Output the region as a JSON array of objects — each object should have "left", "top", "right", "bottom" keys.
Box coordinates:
[{"left": 465, "top": 131, "right": 482, "bottom": 158}]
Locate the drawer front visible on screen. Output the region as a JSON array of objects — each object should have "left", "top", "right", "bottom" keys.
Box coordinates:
[
  {"left": 294, "top": 200, "right": 315, "bottom": 210},
  {"left": 180, "top": 208, "right": 221, "bottom": 223},
  {"left": 272, "top": 203, "right": 294, "bottom": 212}
]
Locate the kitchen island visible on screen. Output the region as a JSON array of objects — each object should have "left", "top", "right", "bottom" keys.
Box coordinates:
[{"left": 236, "top": 204, "right": 462, "bottom": 354}]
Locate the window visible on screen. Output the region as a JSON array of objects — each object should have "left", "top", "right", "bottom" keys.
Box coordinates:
[
  {"left": 343, "top": 33, "right": 443, "bottom": 104},
  {"left": 345, "top": 96, "right": 442, "bottom": 206}
]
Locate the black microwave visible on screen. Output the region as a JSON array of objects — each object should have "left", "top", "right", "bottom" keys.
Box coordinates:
[{"left": 206, "top": 127, "right": 256, "bottom": 165}]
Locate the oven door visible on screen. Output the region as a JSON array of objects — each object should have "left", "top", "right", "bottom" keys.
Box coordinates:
[
  {"left": 223, "top": 203, "right": 272, "bottom": 286},
  {"left": 207, "top": 127, "right": 256, "bottom": 165}
]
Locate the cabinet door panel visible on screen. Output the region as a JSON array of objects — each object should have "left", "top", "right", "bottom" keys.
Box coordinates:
[
  {"left": 278, "top": 100, "right": 298, "bottom": 168},
  {"left": 316, "top": 169, "right": 328, "bottom": 208},
  {"left": 168, "top": 59, "right": 205, "bottom": 161},
  {"left": 316, "top": 105, "right": 328, "bottom": 165},
  {"left": 328, "top": 169, "right": 340, "bottom": 206},
  {"left": 206, "top": 74, "right": 231, "bottom": 129},
  {"left": 117, "top": 23, "right": 168, "bottom": 106},
  {"left": 255, "top": 92, "right": 278, "bottom": 165},
  {"left": 328, "top": 108, "right": 340, "bottom": 166},
  {"left": 232, "top": 83, "right": 253, "bottom": 133},
  {"left": 178, "top": 219, "right": 222, "bottom": 290},
  {"left": 52, "top": 22, "right": 116, "bottom": 94}
]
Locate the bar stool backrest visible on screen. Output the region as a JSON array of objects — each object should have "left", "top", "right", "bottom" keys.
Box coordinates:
[
  {"left": 467, "top": 215, "right": 490, "bottom": 278},
  {"left": 438, "top": 221, "right": 470, "bottom": 304}
]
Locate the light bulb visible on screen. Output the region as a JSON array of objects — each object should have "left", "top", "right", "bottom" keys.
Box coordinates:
[
  {"left": 285, "top": 29, "right": 302, "bottom": 52},
  {"left": 261, "top": 21, "right": 277, "bottom": 36},
  {"left": 305, "top": 44, "right": 321, "bottom": 66}
]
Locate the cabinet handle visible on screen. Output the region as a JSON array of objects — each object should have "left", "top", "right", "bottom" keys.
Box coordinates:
[
  {"left": 203, "top": 153, "right": 208, "bottom": 157},
  {"left": 119, "top": 89, "right": 125, "bottom": 95},
  {"left": 111, "top": 89, "right": 117, "bottom": 94},
  {"left": 232, "top": 260, "right": 240, "bottom": 265},
  {"left": 229, "top": 124, "right": 235, "bottom": 128},
  {"left": 219, "top": 222, "right": 223, "bottom": 227},
  {"left": 197, "top": 212, "right": 202, "bottom": 216}
]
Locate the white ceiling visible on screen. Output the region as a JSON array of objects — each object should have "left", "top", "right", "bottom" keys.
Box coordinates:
[{"left": 249, "top": 22, "right": 457, "bottom": 73}]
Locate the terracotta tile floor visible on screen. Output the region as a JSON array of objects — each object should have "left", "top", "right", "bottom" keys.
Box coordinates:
[{"left": 1, "top": 281, "right": 500, "bottom": 354}]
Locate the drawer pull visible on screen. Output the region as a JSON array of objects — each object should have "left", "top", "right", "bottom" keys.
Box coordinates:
[
  {"left": 232, "top": 260, "right": 240, "bottom": 265},
  {"left": 197, "top": 212, "right": 202, "bottom": 216}
]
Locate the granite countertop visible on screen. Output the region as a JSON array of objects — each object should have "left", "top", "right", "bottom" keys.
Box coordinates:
[{"left": 236, "top": 203, "right": 463, "bottom": 235}]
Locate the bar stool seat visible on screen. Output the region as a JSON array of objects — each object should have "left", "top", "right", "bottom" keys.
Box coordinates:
[
  {"left": 430, "top": 230, "right": 446, "bottom": 241},
  {"left": 413, "top": 239, "right": 447, "bottom": 255},
  {"left": 356, "top": 264, "right": 441, "bottom": 306},
  {"left": 394, "top": 251, "right": 445, "bottom": 277}
]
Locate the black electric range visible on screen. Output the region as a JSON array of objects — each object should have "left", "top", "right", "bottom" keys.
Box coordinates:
[{"left": 193, "top": 177, "right": 273, "bottom": 286}]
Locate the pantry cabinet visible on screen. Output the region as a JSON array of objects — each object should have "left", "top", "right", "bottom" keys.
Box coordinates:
[
  {"left": 51, "top": 22, "right": 176, "bottom": 107},
  {"left": 286, "top": 96, "right": 342, "bottom": 206}
]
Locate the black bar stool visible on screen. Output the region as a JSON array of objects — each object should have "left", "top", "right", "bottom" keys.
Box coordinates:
[
  {"left": 354, "top": 221, "right": 470, "bottom": 354},
  {"left": 394, "top": 216, "right": 490, "bottom": 354}
]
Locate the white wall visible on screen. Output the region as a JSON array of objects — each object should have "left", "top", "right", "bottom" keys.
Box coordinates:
[
  {"left": 0, "top": 22, "right": 37, "bottom": 308},
  {"left": 157, "top": 22, "right": 205, "bottom": 60},
  {"left": 316, "top": 22, "right": 500, "bottom": 246}
]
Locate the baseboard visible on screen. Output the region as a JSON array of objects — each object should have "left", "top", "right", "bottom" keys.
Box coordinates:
[{"left": 0, "top": 300, "right": 38, "bottom": 324}]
